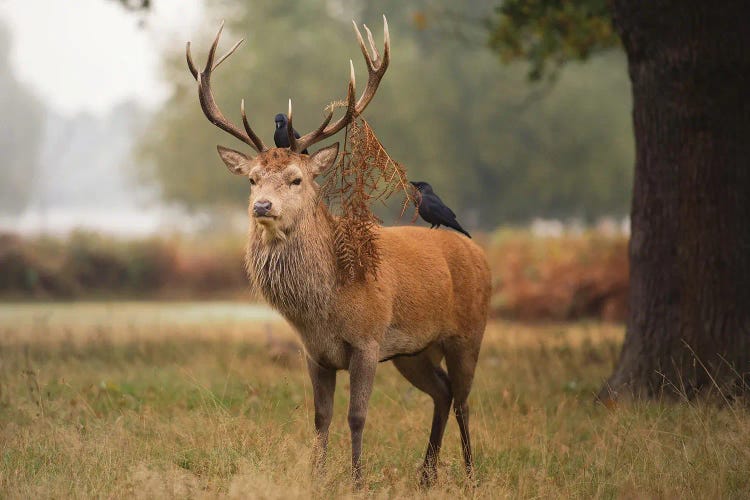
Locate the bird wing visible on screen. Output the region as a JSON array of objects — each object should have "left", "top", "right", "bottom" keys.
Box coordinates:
[
  {"left": 437, "top": 204, "right": 457, "bottom": 222},
  {"left": 417, "top": 195, "right": 439, "bottom": 224},
  {"left": 420, "top": 192, "right": 470, "bottom": 237},
  {"left": 420, "top": 195, "right": 455, "bottom": 225},
  {"left": 273, "top": 128, "right": 287, "bottom": 148},
  {"left": 417, "top": 199, "right": 431, "bottom": 221},
  {"left": 432, "top": 194, "right": 456, "bottom": 218}
]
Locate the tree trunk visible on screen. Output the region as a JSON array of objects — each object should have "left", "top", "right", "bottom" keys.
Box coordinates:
[{"left": 600, "top": 0, "right": 750, "bottom": 400}]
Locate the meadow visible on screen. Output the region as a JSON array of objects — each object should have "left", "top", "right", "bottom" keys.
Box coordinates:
[{"left": 1, "top": 302, "right": 748, "bottom": 498}]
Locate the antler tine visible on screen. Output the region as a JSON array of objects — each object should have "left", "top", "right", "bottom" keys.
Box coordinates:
[
  {"left": 286, "top": 99, "right": 300, "bottom": 152},
  {"left": 351, "top": 16, "right": 389, "bottom": 112},
  {"left": 307, "top": 107, "right": 334, "bottom": 142},
  {"left": 383, "top": 14, "right": 391, "bottom": 68},
  {"left": 214, "top": 38, "right": 244, "bottom": 71},
  {"left": 241, "top": 99, "right": 266, "bottom": 152},
  {"left": 186, "top": 21, "right": 267, "bottom": 153},
  {"left": 293, "top": 16, "right": 390, "bottom": 153},
  {"left": 347, "top": 59, "right": 357, "bottom": 113},
  {"left": 203, "top": 20, "right": 223, "bottom": 73},
  {"left": 363, "top": 24, "right": 380, "bottom": 63},
  {"left": 353, "top": 21, "right": 374, "bottom": 71},
  {"left": 186, "top": 41, "right": 199, "bottom": 79}
]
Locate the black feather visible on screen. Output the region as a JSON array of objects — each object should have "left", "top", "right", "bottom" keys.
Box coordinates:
[
  {"left": 273, "top": 113, "right": 308, "bottom": 154},
  {"left": 410, "top": 181, "right": 471, "bottom": 238}
]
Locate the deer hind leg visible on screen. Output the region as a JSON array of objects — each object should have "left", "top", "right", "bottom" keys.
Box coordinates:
[
  {"left": 392, "top": 349, "right": 452, "bottom": 487},
  {"left": 444, "top": 339, "right": 481, "bottom": 480},
  {"left": 306, "top": 357, "right": 337, "bottom": 471}
]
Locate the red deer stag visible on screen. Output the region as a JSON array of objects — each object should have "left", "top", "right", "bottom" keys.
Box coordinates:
[{"left": 186, "top": 17, "right": 491, "bottom": 486}]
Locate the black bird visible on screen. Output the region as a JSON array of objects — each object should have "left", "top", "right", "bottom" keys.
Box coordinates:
[
  {"left": 410, "top": 181, "right": 471, "bottom": 238},
  {"left": 273, "top": 113, "right": 308, "bottom": 154}
]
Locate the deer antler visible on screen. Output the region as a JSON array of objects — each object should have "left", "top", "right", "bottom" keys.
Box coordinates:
[
  {"left": 292, "top": 15, "right": 391, "bottom": 154},
  {"left": 186, "top": 21, "right": 267, "bottom": 153}
]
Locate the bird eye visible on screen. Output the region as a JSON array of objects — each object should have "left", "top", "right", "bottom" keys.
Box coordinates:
[
  {"left": 291, "top": 178, "right": 302, "bottom": 186},
  {"left": 249, "top": 178, "right": 256, "bottom": 186}
]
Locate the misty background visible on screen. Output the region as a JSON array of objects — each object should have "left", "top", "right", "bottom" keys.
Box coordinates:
[{"left": 0, "top": 0, "right": 633, "bottom": 236}]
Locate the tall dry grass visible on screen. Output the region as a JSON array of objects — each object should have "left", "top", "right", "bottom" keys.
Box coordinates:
[{"left": 1, "top": 304, "right": 748, "bottom": 498}]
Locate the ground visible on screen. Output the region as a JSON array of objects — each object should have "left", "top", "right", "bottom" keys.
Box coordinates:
[{"left": 1, "top": 302, "right": 748, "bottom": 498}]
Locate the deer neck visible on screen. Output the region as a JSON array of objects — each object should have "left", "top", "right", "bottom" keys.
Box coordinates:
[{"left": 245, "top": 203, "right": 336, "bottom": 324}]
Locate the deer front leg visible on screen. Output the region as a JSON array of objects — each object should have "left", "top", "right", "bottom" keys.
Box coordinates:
[
  {"left": 306, "top": 357, "right": 336, "bottom": 471},
  {"left": 347, "top": 344, "right": 378, "bottom": 487}
]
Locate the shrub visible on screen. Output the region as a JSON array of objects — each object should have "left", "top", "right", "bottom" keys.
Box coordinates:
[
  {"left": 487, "top": 229, "right": 628, "bottom": 321},
  {"left": 0, "top": 229, "right": 629, "bottom": 321}
]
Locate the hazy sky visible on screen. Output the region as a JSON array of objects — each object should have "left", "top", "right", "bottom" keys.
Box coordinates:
[{"left": 0, "top": 0, "right": 205, "bottom": 117}]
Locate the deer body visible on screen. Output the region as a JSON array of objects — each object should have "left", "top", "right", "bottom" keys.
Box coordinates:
[
  {"left": 246, "top": 202, "right": 490, "bottom": 369},
  {"left": 187, "top": 18, "right": 490, "bottom": 486}
]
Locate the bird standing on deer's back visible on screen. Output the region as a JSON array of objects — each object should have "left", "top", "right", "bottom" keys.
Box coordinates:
[
  {"left": 410, "top": 181, "right": 471, "bottom": 238},
  {"left": 274, "top": 113, "right": 308, "bottom": 154}
]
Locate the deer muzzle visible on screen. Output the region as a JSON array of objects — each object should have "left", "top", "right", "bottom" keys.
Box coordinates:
[{"left": 253, "top": 200, "right": 274, "bottom": 218}]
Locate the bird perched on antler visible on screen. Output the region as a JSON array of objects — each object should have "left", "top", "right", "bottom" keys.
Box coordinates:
[
  {"left": 274, "top": 113, "right": 308, "bottom": 154},
  {"left": 410, "top": 181, "right": 471, "bottom": 238}
]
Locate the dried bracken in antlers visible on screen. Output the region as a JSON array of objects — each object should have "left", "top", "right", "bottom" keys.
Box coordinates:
[
  {"left": 320, "top": 114, "right": 418, "bottom": 283},
  {"left": 332, "top": 216, "right": 381, "bottom": 282}
]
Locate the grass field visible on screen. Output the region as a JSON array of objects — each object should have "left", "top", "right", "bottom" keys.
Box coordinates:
[{"left": 1, "top": 302, "right": 749, "bottom": 498}]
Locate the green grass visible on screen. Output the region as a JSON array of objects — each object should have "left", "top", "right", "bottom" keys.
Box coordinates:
[{"left": 1, "top": 303, "right": 748, "bottom": 498}]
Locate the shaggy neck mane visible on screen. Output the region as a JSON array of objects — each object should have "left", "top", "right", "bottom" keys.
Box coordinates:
[{"left": 245, "top": 203, "right": 336, "bottom": 324}]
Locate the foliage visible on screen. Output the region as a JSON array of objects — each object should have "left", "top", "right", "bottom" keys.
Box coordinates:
[
  {"left": 0, "top": 231, "right": 245, "bottom": 299},
  {"left": 110, "top": 0, "right": 150, "bottom": 11},
  {"left": 0, "top": 230, "right": 628, "bottom": 321},
  {"left": 0, "top": 22, "right": 45, "bottom": 214},
  {"left": 64, "top": 232, "right": 176, "bottom": 292},
  {"left": 137, "top": 0, "right": 633, "bottom": 226},
  {"left": 487, "top": 228, "right": 628, "bottom": 321},
  {"left": 2, "top": 308, "right": 749, "bottom": 497},
  {"left": 487, "top": 0, "right": 619, "bottom": 81}
]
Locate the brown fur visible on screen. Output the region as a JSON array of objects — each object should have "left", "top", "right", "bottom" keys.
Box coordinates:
[{"left": 216, "top": 145, "right": 491, "bottom": 486}]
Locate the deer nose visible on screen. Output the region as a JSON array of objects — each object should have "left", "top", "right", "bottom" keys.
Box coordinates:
[{"left": 253, "top": 200, "right": 273, "bottom": 217}]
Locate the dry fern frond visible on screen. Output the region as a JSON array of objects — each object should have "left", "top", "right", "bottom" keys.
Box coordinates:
[
  {"left": 333, "top": 216, "right": 381, "bottom": 282},
  {"left": 318, "top": 108, "right": 418, "bottom": 283}
]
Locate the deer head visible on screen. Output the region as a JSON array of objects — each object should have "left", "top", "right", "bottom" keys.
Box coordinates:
[
  {"left": 215, "top": 145, "right": 339, "bottom": 240},
  {"left": 186, "top": 18, "right": 390, "bottom": 240}
]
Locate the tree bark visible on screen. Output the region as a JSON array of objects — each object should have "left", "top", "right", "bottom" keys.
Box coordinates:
[{"left": 600, "top": 0, "right": 750, "bottom": 400}]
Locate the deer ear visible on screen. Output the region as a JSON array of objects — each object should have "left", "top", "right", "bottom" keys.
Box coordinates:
[
  {"left": 217, "top": 145, "right": 252, "bottom": 175},
  {"left": 309, "top": 143, "right": 339, "bottom": 176}
]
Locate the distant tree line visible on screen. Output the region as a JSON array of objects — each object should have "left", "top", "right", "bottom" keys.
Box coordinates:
[
  {"left": 0, "top": 22, "right": 44, "bottom": 214},
  {"left": 111, "top": 0, "right": 150, "bottom": 11},
  {"left": 135, "top": 0, "right": 633, "bottom": 227}
]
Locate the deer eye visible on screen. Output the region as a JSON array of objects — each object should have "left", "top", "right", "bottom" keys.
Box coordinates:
[
  {"left": 291, "top": 178, "right": 302, "bottom": 186},
  {"left": 249, "top": 178, "right": 256, "bottom": 186}
]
